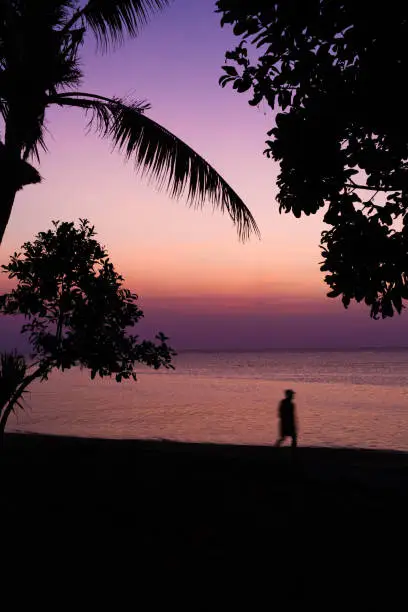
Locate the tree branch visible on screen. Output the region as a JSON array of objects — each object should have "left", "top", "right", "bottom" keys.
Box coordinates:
[{"left": 346, "top": 182, "right": 399, "bottom": 193}]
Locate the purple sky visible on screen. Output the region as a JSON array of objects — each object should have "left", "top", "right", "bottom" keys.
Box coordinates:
[{"left": 1, "top": 0, "right": 408, "bottom": 350}]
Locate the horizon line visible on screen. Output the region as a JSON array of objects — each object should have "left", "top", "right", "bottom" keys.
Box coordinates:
[{"left": 175, "top": 346, "right": 408, "bottom": 353}]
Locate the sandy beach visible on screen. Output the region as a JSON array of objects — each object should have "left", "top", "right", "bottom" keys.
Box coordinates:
[{"left": 2, "top": 433, "right": 408, "bottom": 604}]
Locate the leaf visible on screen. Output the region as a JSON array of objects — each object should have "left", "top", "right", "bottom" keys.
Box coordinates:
[
  {"left": 248, "top": 91, "right": 263, "bottom": 106},
  {"left": 382, "top": 300, "right": 394, "bottom": 318},
  {"left": 219, "top": 75, "right": 235, "bottom": 87},
  {"left": 222, "top": 65, "right": 238, "bottom": 77},
  {"left": 392, "top": 294, "right": 403, "bottom": 314},
  {"left": 235, "top": 78, "right": 251, "bottom": 93},
  {"left": 233, "top": 21, "right": 249, "bottom": 36}
]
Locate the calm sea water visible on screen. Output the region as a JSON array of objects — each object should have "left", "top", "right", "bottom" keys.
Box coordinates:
[{"left": 8, "top": 350, "right": 408, "bottom": 450}]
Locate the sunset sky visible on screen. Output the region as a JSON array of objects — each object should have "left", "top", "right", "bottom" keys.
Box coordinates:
[{"left": 1, "top": 0, "right": 407, "bottom": 350}]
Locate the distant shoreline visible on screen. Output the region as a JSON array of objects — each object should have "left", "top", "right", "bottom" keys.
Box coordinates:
[
  {"left": 6, "top": 346, "right": 408, "bottom": 359},
  {"left": 177, "top": 346, "right": 408, "bottom": 353}
]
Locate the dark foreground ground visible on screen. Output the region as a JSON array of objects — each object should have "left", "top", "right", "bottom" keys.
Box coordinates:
[{"left": 2, "top": 434, "right": 408, "bottom": 605}]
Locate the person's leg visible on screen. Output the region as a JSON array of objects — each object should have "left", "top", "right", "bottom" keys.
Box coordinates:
[
  {"left": 291, "top": 433, "right": 297, "bottom": 449},
  {"left": 275, "top": 436, "right": 284, "bottom": 447}
]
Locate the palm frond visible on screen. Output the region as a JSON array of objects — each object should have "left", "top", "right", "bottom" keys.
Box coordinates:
[
  {"left": 53, "top": 92, "right": 260, "bottom": 241},
  {"left": 0, "top": 1, "right": 83, "bottom": 159},
  {"left": 22, "top": 119, "right": 49, "bottom": 163},
  {"left": 0, "top": 351, "right": 27, "bottom": 407},
  {"left": 52, "top": 92, "right": 150, "bottom": 133},
  {"left": 68, "top": 0, "right": 170, "bottom": 49},
  {"left": 0, "top": 98, "right": 7, "bottom": 124}
]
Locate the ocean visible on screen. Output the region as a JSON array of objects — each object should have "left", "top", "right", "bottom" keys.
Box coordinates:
[{"left": 7, "top": 349, "right": 408, "bottom": 450}]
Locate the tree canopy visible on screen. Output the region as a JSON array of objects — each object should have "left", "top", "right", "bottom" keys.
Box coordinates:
[
  {"left": 0, "top": 218, "right": 175, "bottom": 436},
  {"left": 217, "top": 0, "right": 408, "bottom": 318},
  {"left": 0, "top": 0, "right": 259, "bottom": 242}
]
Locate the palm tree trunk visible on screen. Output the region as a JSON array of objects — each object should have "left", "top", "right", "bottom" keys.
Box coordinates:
[{"left": 0, "top": 186, "right": 17, "bottom": 244}]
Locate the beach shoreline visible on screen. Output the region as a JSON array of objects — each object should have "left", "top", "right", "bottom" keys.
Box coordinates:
[{"left": 4, "top": 430, "right": 408, "bottom": 490}]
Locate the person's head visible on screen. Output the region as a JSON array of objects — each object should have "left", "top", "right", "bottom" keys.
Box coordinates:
[{"left": 285, "top": 389, "right": 295, "bottom": 400}]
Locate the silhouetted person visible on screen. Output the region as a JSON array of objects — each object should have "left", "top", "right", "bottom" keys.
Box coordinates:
[{"left": 275, "top": 389, "right": 297, "bottom": 448}]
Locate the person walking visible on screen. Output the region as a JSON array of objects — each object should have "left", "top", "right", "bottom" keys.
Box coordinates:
[{"left": 275, "top": 389, "right": 297, "bottom": 449}]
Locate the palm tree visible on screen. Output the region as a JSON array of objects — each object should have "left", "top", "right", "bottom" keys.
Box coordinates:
[
  {"left": 0, "top": 351, "right": 28, "bottom": 440},
  {"left": 0, "top": 0, "right": 259, "bottom": 244}
]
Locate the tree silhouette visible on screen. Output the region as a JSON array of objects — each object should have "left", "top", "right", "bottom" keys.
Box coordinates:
[
  {"left": 0, "top": 0, "right": 259, "bottom": 243},
  {"left": 217, "top": 0, "right": 408, "bottom": 318},
  {"left": 0, "top": 218, "right": 176, "bottom": 438}
]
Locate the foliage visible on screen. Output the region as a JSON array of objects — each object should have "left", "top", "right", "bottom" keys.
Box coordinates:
[
  {"left": 0, "top": 0, "right": 259, "bottom": 242},
  {"left": 0, "top": 350, "right": 32, "bottom": 439},
  {"left": 0, "top": 219, "right": 176, "bottom": 435},
  {"left": 0, "top": 218, "right": 175, "bottom": 379},
  {"left": 217, "top": 0, "right": 408, "bottom": 318},
  {"left": 0, "top": 351, "right": 27, "bottom": 411}
]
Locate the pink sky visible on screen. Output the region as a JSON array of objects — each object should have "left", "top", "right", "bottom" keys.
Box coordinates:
[{"left": 1, "top": 0, "right": 408, "bottom": 350}]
